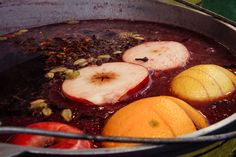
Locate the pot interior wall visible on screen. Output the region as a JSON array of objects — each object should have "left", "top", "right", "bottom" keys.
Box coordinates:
[{"left": 0, "top": 0, "right": 236, "bottom": 55}]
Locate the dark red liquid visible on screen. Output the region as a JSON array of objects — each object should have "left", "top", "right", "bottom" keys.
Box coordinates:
[{"left": 0, "top": 20, "right": 235, "bottom": 146}]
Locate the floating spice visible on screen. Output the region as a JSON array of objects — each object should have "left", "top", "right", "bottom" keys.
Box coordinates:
[
  {"left": 30, "top": 99, "right": 52, "bottom": 116},
  {"left": 73, "top": 58, "right": 88, "bottom": 66},
  {"left": 97, "top": 54, "right": 111, "bottom": 59},
  {"left": 79, "top": 62, "right": 89, "bottom": 67},
  {"left": 30, "top": 99, "right": 48, "bottom": 109},
  {"left": 45, "top": 72, "right": 54, "bottom": 79},
  {"left": 95, "top": 59, "right": 103, "bottom": 66},
  {"left": 30, "top": 102, "right": 48, "bottom": 109},
  {"left": 50, "top": 67, "right": 67, "bottom": 73},
  {"left": 30, "top": 99, "right": 45, "bottom": 106},
  {"left": 87, "top": 57, "right": 96, "bottom": 63},
  {"left": 64, "top": 69, "right": 74, "bottom": 74},
  {"left": 119, "top": 32, "right": 144, "bottom": 40},
  {"left": 135, "top": 57, "right": 149, "bottom": 62},
  {"left": 61, "top": 109, "right": 73, "bottom": 122},
  {"left": 65, "top": 70, "right": 80, "bottom": 79},
  {"left": 42, "top": 107, "right": 52, "bottom": 116},
  {"left": 133, "top": 36, "right": 145, "bottom": 40},
  {"left": 112, "top": 51, "right": 123, "bottom": 55}
]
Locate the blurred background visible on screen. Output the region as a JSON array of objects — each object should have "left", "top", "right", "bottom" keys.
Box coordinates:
[{"left": 163, "top": 0, "right": 236, "bottom": 22}]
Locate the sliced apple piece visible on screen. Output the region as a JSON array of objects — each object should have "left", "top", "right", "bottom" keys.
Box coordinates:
[
  {"left": 10, "top": 122, "right": 92, "bottom": 149},
  {"left": 62, "top": 62, "right": 149, "bottom": 105},
  {"left": 122, "top": 41, "right": 190, "bottom": 70}
]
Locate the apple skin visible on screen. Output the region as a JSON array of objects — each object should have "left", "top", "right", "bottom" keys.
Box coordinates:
[
  {"left": 10, "top": 122, "right": 92, "bottom": 149},
  {"left": 119, "top": 74, "right": 150, "bottom": 100}
]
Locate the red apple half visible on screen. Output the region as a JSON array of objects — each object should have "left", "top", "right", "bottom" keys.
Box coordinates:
[
  {"left": 62, "top": 62, "right": 149, "bottom": 105},
  {"left": 10, "top": 122, "right": 92, "bottom": 149},
  {"left": 122, "top": 41, "right": 190, "bottom": 71}
]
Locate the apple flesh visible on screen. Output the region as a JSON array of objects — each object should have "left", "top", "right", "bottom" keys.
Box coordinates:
[
  {"left": 122, "top": 41, "right": 190, "bottom": 71},
  {"left": 10, "top": 122, "right": 92, "bottom": 149},
  {"left": 62, "top": 62, "right": 149, "bottom": 105}
]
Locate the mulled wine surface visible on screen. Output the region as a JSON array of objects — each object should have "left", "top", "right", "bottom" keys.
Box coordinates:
[{"left": 0, "top": 20, "right": 235, "bottom": 145}]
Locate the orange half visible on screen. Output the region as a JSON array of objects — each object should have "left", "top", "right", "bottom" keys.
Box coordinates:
[{"left": 102, "top": 96, "right": 203, "bottom": 147}]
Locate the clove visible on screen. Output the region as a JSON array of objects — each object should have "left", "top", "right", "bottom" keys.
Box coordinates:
[{"left": 135, "top": 57, "right": 149, "bottom": 62}]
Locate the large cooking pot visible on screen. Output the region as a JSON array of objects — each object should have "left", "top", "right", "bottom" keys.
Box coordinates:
[{"left": 0, "top": 0, "right": 236, "bottom": 157}]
